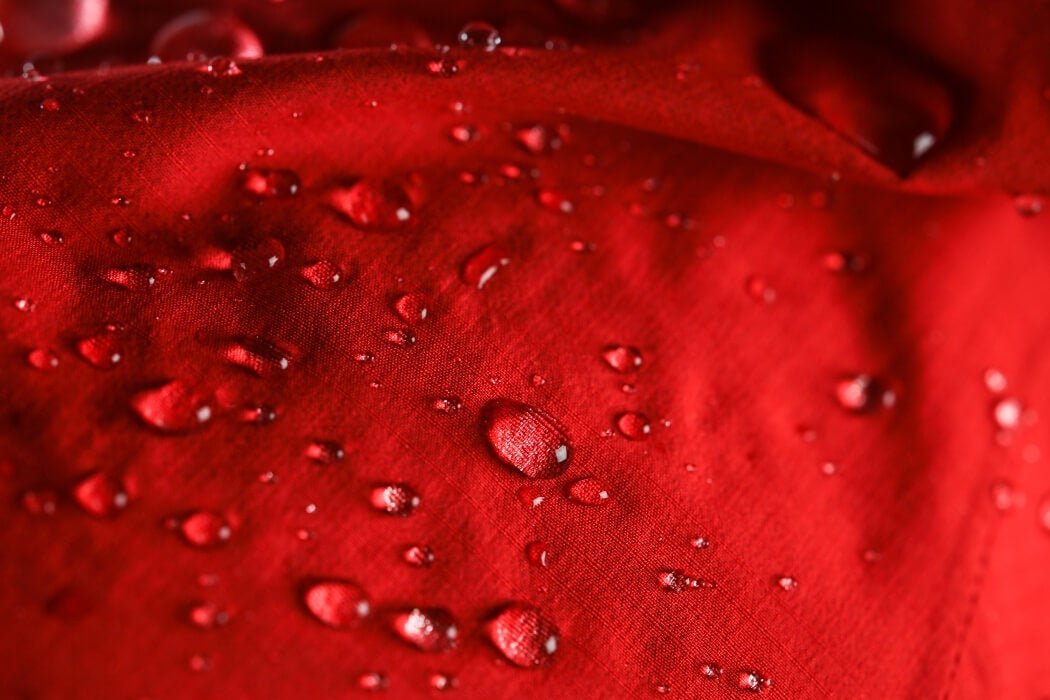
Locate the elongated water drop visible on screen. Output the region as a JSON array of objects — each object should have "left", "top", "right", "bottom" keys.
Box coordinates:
[
  {"left": 480, "top": 399, "right": 572, "bottom": 478},
  {"left": 131, "top": 381, "right": 212, "bottom": 433},
  {"left": 302, "top": 580, "right": 370, "bottom": 628}
]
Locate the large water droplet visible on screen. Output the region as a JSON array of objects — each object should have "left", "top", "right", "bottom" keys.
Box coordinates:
[
  {"left": 131, "top": 381, "right": 212, "bottom": 432},
  {"left": 76, "top": 330, "right": 123, "bottom": 369},
  {"left": 241, "top": 168, "right": 300, "bottom": 199},
  {"left": 329, "top": 179, "right": 413, "bottom": 231},
  {"left": 480, "top": 399, "right": 572, "bottom": 478},
  {"left": 762, "top": 37, "right": 955, "bottom": 174},
  {"left": 391, "top": 608, "right": 458, "bottom": 652},
  {"left": 602, "top": 345, "right": 642, "bottom": 372},
  {"left": 457, "top": 21, "right": 501, "bottom": 51},
  {"left": 615, "top": 412, "right": 650, "bottom": 440},
  {"left": 179, "top": 511, "right": 232, "bottom": 547},
  {"left": 150, "top": 9, "right": 263, "bottom": 62},
  {"left": 566, "top": 477, "right": 609, "bottom": 505},
  {"left": 73, "top": 472, "right": 130, "bottom": 516},
  {"left": 369, "top": 483, "right": 420, "bottom": 516},
  {"left": 461, "top": 244, "right": 511, "bottom": 288},
  {"left": 302, "top": 580, "right": 370, "bottom": 628},
  {"left": 485, "top": 604, "right": 559, "bottom": 667}
]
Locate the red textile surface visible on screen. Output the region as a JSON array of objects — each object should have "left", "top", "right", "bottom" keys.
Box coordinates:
[{"left": 1, "top": 1, "right": 1049, "bottom": 698}]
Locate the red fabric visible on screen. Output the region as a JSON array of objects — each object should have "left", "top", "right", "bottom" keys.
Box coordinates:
[{"left": 1, "top": 1, "right": 1049, "bottom": 698}]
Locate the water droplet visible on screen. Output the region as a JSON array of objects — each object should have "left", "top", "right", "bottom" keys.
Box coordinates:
[
  {"left": 382, "top": 329, "right": 416, "bottom": 347},
  {"left": 461, "top": 244, "right": 511, "bottom": 288},
  {"left": 515, "top": 124, "right": 562, "bottom": 154},
  {"left": 775, "top": 575, "right": 798, "bottom": 591},
  {"left": 699, "top": 663, "right": 722, "bottom": 680},
  {"left": 300, "top": 260, "right": 342, "bottom": 289},
  {"left": 822, "top": 251, "right": 868, "bottom": 273},
  {"left": 690, "top": 536, "right": 710, "bottom": 549},
  {"left": 22, "top": 489, "right": 58, "bottom": 515},
  {"left": 485, "top": 604, "right": 558, "bottom": 667},
  {"left": 329, "top": 179, "right": 413, "bottom": 230},
  {"left": 428, "top": 673, "right": 457, "bottom": 691},
  {"left": 526, "top": 541, "right": 553, "bottom": 567},
  {"left": 615, "top": 412, "right": 650, "bottom": 440},
  {"left": 150, "top": 9, "right": 263, "bottom": 62},
  {"left": 100, "top": 264, "right": 156, "bottom": 291},
  {"left": 449, "top": 124, "right": 478, "bottom": 144},
  {"left": 403, "top": 544, "right": 435, "bottom": 568},
  {"left": 658, "top": 569, "right": 715, "bottom": 592},
  {"left": 27, "top": 348, "right": 59, "bottom": 370},
  {"left": 240, "top": 404, "right": 277, "bottom": 425},
  {"left": 458, "top": 21, "right": 501, "bottom": 51},
  {"left": 993, "top": 397, "right": 1022, "bottom": 430},
  {"left": 431, "top": 397, "right": 462, "bottom": 414},
  {"left": 131, "top": 381, "right": 212, "bottom": 432},
  {"left": 746, "top": 276, "right": 776, "bottom": 304},
  {"left": 189, "top": 602, "right": 229, "bottom": 628},
  {"left": 480, "top": 399, "right": 572, "bottom": 478},
  {"left": 37, "top": 229, "right": 63, "bottom": 246},
  {"left": 354, "top": 352, "right": 375, "bottom": 364},
  {"left": 73, "top": 472, "right": 130, "bottom": 516},
  {"left": 517, "top": 484, "right": 545, "bottom": 507},
  {"left": 536, "top": 189, "right": 575, "bottom": 213},
  {"left": 179, "top": 511, "right": 232, "bottom": 547},
  {"left": 305, "top": 440, "right": 344, "bottom": 465},
  {"left": 76, "top": 330, "right": 123, "bottom": 369},
  {"left": 220, "top": 337, "right": 292, "bottom": 376},
  {"left": 369, "top": 483, "right": 420, "bottom": 516},
  {"left": 762, "top": 37, "right": 954, "bottom": 174},
  {"left": 990, "top": 480, "right": 1022, "bottom": 512},
  {"left": 834, "top": 374, "right": 894, "bottom": 413},
  {"left": 357, "top": 671, "right": 388, "bottom": 691},
  {"left": 241, "top": 168, "right": 300, "bottom": 199},
  {"left": 199, "top": 56, "right": 242, "bottom": 76},
  {"left": 302, "top": 580, "right": 370, "bottom": 628},
  {"left": 393, "top": 293, "right": 428, "bottom": 323},
  {"left": 391, "top": 607, "right": 458, "bottom": 652},
  {"left": 820, "top": 461, "right": 839, "bottom": 476},
  {"left": 1014, "top": 194, "right": 1045, "bottom": 217},
  {"left": 13, "top": 296, "right": 35, "bottom": 312},
  {"left": 230, "top": 237, "right": 284, "bottom": 281},
  {"left": 40, "top": 97, "right": 60, "bottom": 112},
  {"left": 602, "top": 345, "right": 642, "bottom": 373},
  {"left": 735, "top": 669, "right": 772, "bottom": 693},
  {"left": 566, "top": 477, "right": 609, "bottom": 505},
  {"left": 188, "top": 654, "right": 213, "bottom": 672},
  {"left": 983, "top": 368, "right": 1007, "bottom": 393}
]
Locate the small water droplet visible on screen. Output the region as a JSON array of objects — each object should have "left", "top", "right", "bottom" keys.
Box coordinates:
[
  {"left": 354, "top": 352, "right": 375, "bottom": 364},
  {"left": 566, "top": 477, "right": 609, "bottom": 505},
  {"left": 993, "top": 397, "right": 1022, "bottom": 430},
  {"left": 735, "top": 669, "right": 772, "bottom": 693},
  {"left": 73, "top": 472, "right": 130, "bottom": 516},
  {"left": 22, "top": 489, "right": 58, "bottom": 515},
  {"left": 13, "top": 296, "right": 36, "bottom": 312},
  {"left": 37, "top": 229, "right": 64, "bottom": 246},
  {"left": 775, "top": 575, "right": 798, "bottom": 591},
  {"left": 241, "top": 168, "right": 300, "bottom": 198},
  {"left": 480, "top": 399, "right": 572, "bottom": 478},
  {"left": 834, "top": 374, "right": 894, "bottom": 413},
  {"left": 431, "top": 397, "right": 462, "bottom": 414},
  {"left": 391, "top": 607, "right": 458, "bottom": 652},
  {"left": 302, "top": 580, "right": 370, "bottom": 628},
  {"left": 110, "top": 229, "right": 133, "bottom": 246},
  {"left": 746, "top": 276, "right": 776, "bottom": 304},
  {"left": 427, "top": 55, "right": 462, "bottom": 77},
  {"left": 449, "top": 124, "right": 478, "bottom": 144},
  {"left": 369, "top": 483, "right": 420, "bottom": 516},
  {"left": 300, "top": 260, "right": 342, "bottom": 289},
  {"left": 188, "top": 654, "right": 213, "bottom": 672},
  {"left": 230, "top": 237, "right": 284, "bottom": 281},
  {"left": 1014, "top": 194, "right": 1045, "bottom": 217},
  {"left": 357, "top": 671, "right": 388, "bottom": 691},
  {"left": 100, "top": 264, "right": 157, "bottom": 292},
  {"left": 240, "top": 404, "right": 277, "bottom": 425},
  {"left": 485, "top": 604, "right": 558, "bottom": 667},
  {"left": 403, "top": 544, "right": 435, "bottom": 568},
  {"left": 690, "top": 536, "right": 710, "bottom": 549},
  {"left": 305, "top": 440, "right": 344, "bottom": 465},
  {"left": 615, "top": 412, "right": 650, "bottom": 440},
  {"left": 458, "top": 21, "right": 501, "bottom": 51},
  {"left": 27, "top": 348, "right": 59, "bottom": 370},
  {"left": 393, "top": 293, "right": 428, "bottom": 323},
  {"left": 537, "top": 189, "right": 575, "bottom": 214},
  {"left": 76, "top": 330, "right": 123, "bottom": 369},
  {"left": 526, "top": 541, "right": 553, "bottom": 567},
  {"left": 200, "top": 56, "right": 242, "bottom": 76},
  {"left": 822, "top": 251, "right": 868, "bottom": 273},
  {"left": 428, "top": 673, "right": 457, "bottom": 691},
  {"left": 382, "top": 328, "right": 416, "bottom": 347},
  {"left": 658, "top": 569, "right": 715, "bottom": 592},
  {"left": 517, "top": 484, "right": 545, "bottom": 508},
  {"left": 220, "top": 337, "right": 292, "bottom": 376},
  {"left": 820, "top": 461, "right": 839, "bottom": 476},
  {"left": 602, "top": 345, "right": 642, "bottom": 373},
  {"left": 329, "top": 179, "right": 413, "bottom": 230},
  {"left": 990, "top": 479, "right": 1022, "bottom": 512},
  {"left": 699, "top": 663, "right": 722, "bottom": 680},
  {"left": 515, "top": 124, "right": 562, "bottom": 154},
  {"left": 462, "top": 244, "right": 511, "bottom": 288},
  {"left": 983, "top": 368, "right": 1007, "bottom": 394},
  {"left": 131, "top": 381, "right": 212, "bottom": 432},
  {"left": 189, "top": 602, "right": 229, "bottom": 628},
  {"left": 179, "top": 511, "right": 232, "bottom": 547}
]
